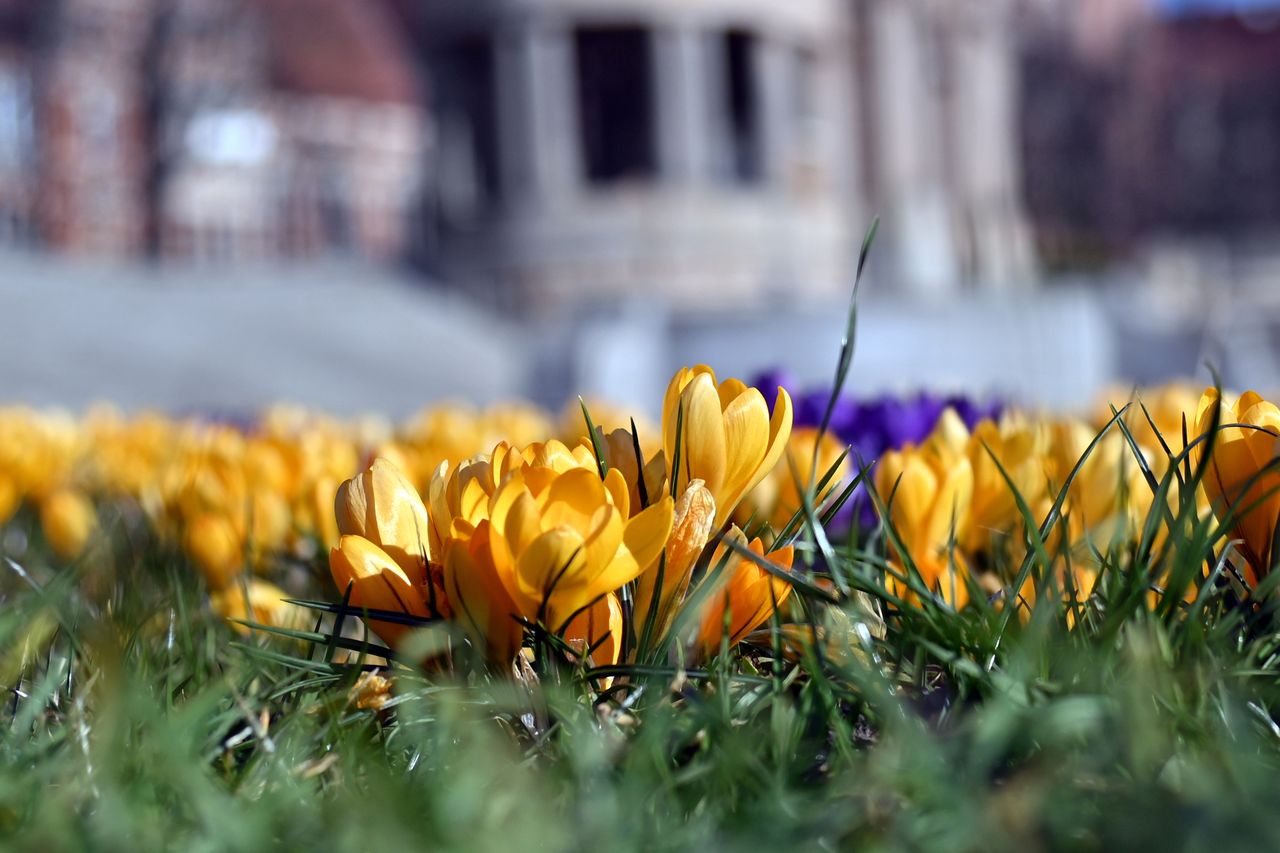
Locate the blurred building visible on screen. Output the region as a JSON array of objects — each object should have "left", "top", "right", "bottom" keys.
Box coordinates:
[
  {"left": 0, "top": 0, "right": 426, "bottom": 262},
  {"left": 1020, "top": 0, "right": 1280, "bottom": 265},
  {"left": 408, "top": 0, "right": 1036, "bottom": 310},
  {"left": 0, "top": 0, "right": 37, "bottom": 246},
  {"left": 852, "top": 0, "right": 1036, "bottom": 294},
  {"left": 407, "top": 0, "right": 858, "bottom": 312},
  {"left": 1, "top": 0, "right": 1041, "bottom": 309}
]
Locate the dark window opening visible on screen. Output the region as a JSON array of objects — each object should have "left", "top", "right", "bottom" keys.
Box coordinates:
[
  {"left": 438, "top": 39, "right": 500, "bottom": 207},
  {"left": 575, "top": 26, "right": 656, "bottom": 184},
  {"left": 724, "top": 30, "right": 762, "bottom": 183}
]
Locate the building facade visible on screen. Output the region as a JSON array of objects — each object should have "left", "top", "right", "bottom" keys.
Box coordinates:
[
  {"left": 409, "top": 0, "right": 860, "bottom": 312},
  {"left": 0, "top": 0, "right": 38, "bottom": 246},
  {"left": 0, "top": 0, "right": 427, "bottom": 263},
  {"left": 0, "top": 0, "right": 1041, "bottom": 307},
  {"left": 1019, "top": 0, "right": 1280, "bottom": 263},
  {"left": 852, "top": 0, "right": 1036, "bottom": 294}
]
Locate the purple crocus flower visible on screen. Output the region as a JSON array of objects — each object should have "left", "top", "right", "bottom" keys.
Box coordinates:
[
  {"left": 753, "top": 369, "right": 799, "bottom": 406},
  {"left": 751, "top": 370, "right": 1003, "bottom": 538}
]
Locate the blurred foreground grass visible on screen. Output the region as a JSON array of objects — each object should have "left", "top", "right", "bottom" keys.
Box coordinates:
[{"left": 5, "top": 505, "right": 1280, "bottom": 853}]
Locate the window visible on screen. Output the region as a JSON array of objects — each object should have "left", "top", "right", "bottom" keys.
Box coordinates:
[
  {"left": 722, "top": 30, "right": 762, "bottom": 184},
  {"left": 0, "top": 69, "right": 32, "bottom": 172},
  {"left": 184, "top": 108, "right": 278, "bottom": 166},
  {"left": 438, "top": 39, "right": 500, "bottom": 205},
  {"left": 575, "top": 27, "right": 656, "bottom": 184}
]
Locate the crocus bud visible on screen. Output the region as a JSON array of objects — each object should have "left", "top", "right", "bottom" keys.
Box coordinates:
[
  {"left": 185, "top": 512, "right": 243, "bottom": 590},
  {"left": 875, "top": 437, "right": 973, "bottom": 608},
  {"left": 1196, "top": 388, "right": 1280, "bottom": 583},
  {"left": 632, "top": 479, "right": 716, "bottom": 645},
  {"left": 39, "top": 489, "right": 96, "bottom": 561},
  {"left": 335, "top": 458, "right": 432, "bottom": 587},
  {"left": 211, "top": 578, "right": 306, "bottom": 635},
  {"left": 662, "top": 365, "right": 792, "bottom": 530},
  {"left": 330, "top": 534, "right": 430, "bottom": 647},
  {"left": 695, "top": 529, "right": 794, "bottom": 658}
]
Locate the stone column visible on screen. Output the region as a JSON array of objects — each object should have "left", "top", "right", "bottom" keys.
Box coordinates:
[
  {"left": 753, "top": 36, "right": 791, "bottom": 188},
  {"left": 494, "top": 20, "right": 580, "bottom": 206},
  {"left": 704, "top": 31, "right": 730, "bottom": 182},
  {"left": 531, "top": 22, "right": 581, "bottom": 201},
  {"left": 654, "top": 25, "right": 712, "bottom": 184},
  {"left": 869, "top": 0, "right": 959, "bottom": 295}
]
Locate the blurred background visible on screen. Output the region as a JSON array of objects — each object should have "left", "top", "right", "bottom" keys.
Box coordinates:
[{"left": 0, "top": 0, "right": 1278, "bottom": 417}]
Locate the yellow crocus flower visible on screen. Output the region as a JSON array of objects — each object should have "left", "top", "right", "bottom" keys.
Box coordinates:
[
  {"left": 662, "top": 365, "right": 792, "bottom": 530},
  {"left": 330, "top": 533, "right": 431, "bottom": 647},
  {"left": 964, "top": 414, "right": 1051, "bottom": 556},
  {"left": 632, "top": 479, "right": 716, "bottom": 646},
  {"left": 39, "top": 489, "right": 96, "bottom": 561},
  {"left": 1047, "top": 420, "right": 1149, "bottom": 560},
  {"left": 335, "top": 457, "right": 433, "bottom": 585},
  {"left": 482, "top": 465, "right": 673, "bottom": 630},
  {"left": 184, "top": 512, "right": 243, "bottom": 590},
  {"left": 211, "top": 578, "right": 308, "bottom": 635},
  {"left": 695, "top": 529, "right": 794, "bottom": 657},
  {"left": 1196, "top": 388, "right": 1280, "bottom": 583},
  {"left": 876, "top": 431, "right": 974, "bottom": 608},
  {"left": 433, "top": 440, "right": 671, "bottom": 663}
]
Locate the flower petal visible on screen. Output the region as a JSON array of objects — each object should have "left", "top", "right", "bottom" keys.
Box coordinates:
[{"left": 676, "top": 373, "right": 729, "bottom": 498}]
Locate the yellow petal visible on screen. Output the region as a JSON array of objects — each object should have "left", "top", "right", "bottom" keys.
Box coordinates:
[
  {"left": 602, "top": 467, "right": 631, "bottom": 519},
  {"left": 674, "top": 373, "right": 728, "bottom": 498},
  {"left": 889, "top": 454, "right": 939, "bottom": 547},
  {"left": 443, "top": 526, "right": 523, "bottom": 664},
  {"left": 488, "top": 472, "right": 531, "bottom": 539},
  {"left": 541, "top": 467, "right": 607, "bottom": 534},
  {"left": 581, "top": 551, "right": 640, "bottom": 613},
  {"left": 514, "top": 527, "right": 587, "bottom": 616},
  {"left": 716, "top": 377, "right": 751, "bottom": 410},
  {"left": 633, "top": 480, "right": 715, "bottom": 644},
  {"left": 924, "top": 456, "right": 973, "bottom": 553},
  {"left": 716, "top": 387, "right": 771, "bottom": 525},
  {"left": 582, "top": 506, "right": 625, "bottom": 586},
  {"left": 662, "top": 366, "right": 713, "bottom": 444},
  {"left": 619, "top": 495, "right": 675, "bottom": 589},
  {"left": 501, "top": 490, "right": 545, "bottom": 558},
  {"left": 334, "top": 458, "right": 431, "bottom": 586},
  {"left": 929, "top": 409, "right": 971, "bottom": 458},
  {"left": 328, "top": 535, "right": 428, "bottom": 647},
  {"left": 560, "top": 593, "right": 623, "bottom": 668},
  {"left": 729, "top": 386, "right": 795, "bottom": 529}
]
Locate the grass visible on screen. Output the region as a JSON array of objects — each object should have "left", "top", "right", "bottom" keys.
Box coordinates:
[{"left": 4, "top": 445, "right": 1280, "bottom": 853}]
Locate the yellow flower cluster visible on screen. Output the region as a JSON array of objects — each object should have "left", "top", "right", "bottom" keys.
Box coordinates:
[
  {"left": 328, "top": 365, "right": 797, "bottom": 667},
  {"left": 0, "top": 364, "right": 819, "bottom": 669},
  {"left": 867, "top": 384, "right": 1229, "bottom": 612},
  {"left": 0, "top": 400, "right": 652, "bottom": 630},
  {"left": 8, "top": 369, "right": 1275, "bottom": 652},
  {"left": 0, "top": 407, "right": 95, "bottom": 560}
]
